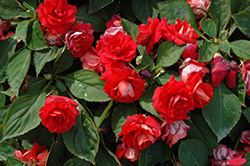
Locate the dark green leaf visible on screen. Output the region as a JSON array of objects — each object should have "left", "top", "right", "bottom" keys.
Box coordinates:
[
  {"left": 0, "top": 105, "right": 9, "bottom": 125},
  {"left": 89, "top": 0, "right": 114, "bottom": 14},
  {"left": 0, "top": 85, "right": 5, "bottom": 108},
  {"left": 132, "top": 0, "right": 160, "bottom": 23},
  {"left": 219, "top": 30, "right": 228, "bottom": 40},
  {"left": 121, "top": 0, "right": 137, "bottom": 22},
  {"left": 230, "top": 40, "right": 250, "bottom": 59},
  {"left": 62, "top": 103, "right": 99, "bottom": 165},
  {"left": 15, "top": 124, "right": 44, "bottom": 140},
  {"left": 179, "top": 139, "right": 208, "bottom": 166},
  {"left": 7, "top": 48, "right": 31, "bottom": 96},
  {"left": 22, "top": 0, "right": 37, "bottom": 13},
  {"left": 23, "top": 77, "right": 47, "bottom": 95},
  {"left": 64, "top": 158, "right": 90, "bottom": 166},
  {"left": 53, "top": 49, "right": 74, "bottom": 74},
  {"left": 34, "top": 46, "right": 64, "bottom": 77},
  {"left": 55, "top": 79, "right": 66, "bottom": 92},
  {"left": 237, "top": 71, "right": 246, "bottom": 106},
  {"left": 5, "top": 156, "right": 22, "bottom": 166},
  {"left": 94, "top": 100, "right": 113, "bottom": 128},
  {"left": 198, "top": 41, "right": 219, "bottom": 62},
  {"left": 0, "top": 139, "right": 15, "bottom": 162},
  {"left": 75, "top": 5, "right": 110, "bottom": 32},
  {"left": 139, "top": 141, "right": 164, "bottom": 166},
  {"left": 232, "top": 6, "right": 250, "bottom": 37},
  {"left": 95, "top": 144, "right": 120, "bottom": 166},
  {"left": 202, "top": 82, "right": 242, "bottom": 141},
  {"left": 156, "top": 41, "right": 186, "bottom": 68},
  {"left": 200, "top": 17, "right": 217, "bottom": 38},
  {"left": 229, "top": 115, "right": 247, "bottom": 141},
  {"left": 136, "top": 52, "right": 155, "bottom": 72},
  {"left": 209, "top": 0, "right": 231, "bottom": 32},
  {"left": 46, "top": 142, "right": 67, "bottom": 166},
  {"left": 2, "top": 93, "right": 46, "bottom": 141},
  {"left": 156, "top": 70, "right": 181, "bottom": 85},
  {"left": 243, "top": 107, "right": 250, "bottom": 123},
  {"left": 0, "top": 88, "right": 14, "bottom": 97},
  {"left": 0, "top": 0, "right": 24, "bottom": 19},
  {"left": 111, "top": 103, "right": 137, "bottom": 139},
  {"left": 190, "top": 114, "right": 218, "bottom": 155},
  {"left": 157, "top": 0, "right": 201, "bottom": 36},
  {"left": 243, "top": 152, "right": 250, "bottom": 166},
  {"left": 139, "top": 87, "right": 162, "bottom": 119},
  {"left": 0, "top": 36, "right": 18, "bottom": 83},
  {"left": 62, "top": 70, "right": 110, "bottom": 102},
  {"left": 21, "top": 140, "right": 33, "bottom": 150},
  {"left": 231, "top": 0, "right": 250, "bottom": 14},
  {"left": 219, "top": 40, "right": 230, "bottom": 55}
]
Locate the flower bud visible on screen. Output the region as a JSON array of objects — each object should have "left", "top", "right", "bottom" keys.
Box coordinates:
[{"left": 187, "top": 0, "right": 211, "bottom": 20}]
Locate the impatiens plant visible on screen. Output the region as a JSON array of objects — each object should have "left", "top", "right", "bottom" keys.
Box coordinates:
[{"left": 1, "top": 0, "right": 250, "bottom": 166}]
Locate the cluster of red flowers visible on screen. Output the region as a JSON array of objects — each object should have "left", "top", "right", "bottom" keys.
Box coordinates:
[{"left": 136, "top": 17, "right": 200, "bottom": 57}]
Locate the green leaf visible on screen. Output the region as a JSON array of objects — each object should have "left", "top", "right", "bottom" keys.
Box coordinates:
[
  {"left": 111, "top": 103, "right": 137, "bottom": 139},
  {"left": 0, "top": 0, "right": 24, "bottom": 19},
  {"left": 24, "top": 77, "right": 47, "bottom": 95},
  {"left": 62, "top": 70, "right": 110, "bottom": 102},
  {"left": 121, "top": 0, "right": 137, "bottom": 22},
  {"left": 0, "top": 36, "right": 18, "bottom": 83},
  {"left": 232, "top": 6, "right": 250, "bottom": 37},
  {"left": 231, "top": 0, "right": 250, "bottom": 14},
  {"left": 198, "top": 41, "right": 219, "bottom": 62},
  {"left": 34, "top": 46, "right": 64, "bottom": 77},
  {"left": 157, "top": 0, "right": 200, "bottom": 36},
  {"left": 202, "top": 82, "right": 242, "bottom": 142},
  {"left": 121, "top": 18, "right": 139, "bottom": 41},
  {"left": 139, "top": 141, "right": 164, "bottom": 166},
  {"left": 2, "top": 93, "right": 46, "bottom": 141},
  {"left": 0, "top": 85, "right": 5, "bottom": 108},
  {"left": 229, "top": 115, "right": 247, "bottom": 141},
  {"left": 55, "top": 79, "right": 66, "bottom": 92},
  {"left": 7, "top": 48, "right": 31, "bottom": 96},
  {"left": 0, "top": 139, "right": 16, "bottom": 162},
  {"left": 137, "top": 52, "right": 155, "bottom": 72},
  {"left": 64, "top": 158, "right": 90, "bottom": 166},
  {"left": 89, "top": 0, "right": 114, "bottom": 14},
  {"left": 95, "top": 144, "right": 120, "bottom": 166},
  {"left": 5, "top": 156, "right": 22, "bottom": 166},
  {"left": 132, "top": 0, "right": 160, "bottom": 23},
  {"left": 46, "top": 142, "right": 67, "bottom": 166},
  {"left": 16, "top": 19, "right": 48, "bottom": 50},
  {"left": 94, "top": 100, "right": 113, "bottom": 128},
  {"left": 156, "top": 70, "right": 181, "bottom": 85},
  {"left": 53, "top": 49, "right": 74, "bottom": 74},
  {"left": 0, "top": 105, "right": 9, "bottom": 125},
  {"left": 243, "top": 152, "right": 250, "bottom": 166},
  {"left": 219, "top": 30, "right": 228, "bottom": 40},
  {"left": 230, "top": 40, "right": 250, "bottom": 59},
  {"left": 156, "top": 41, "right": 186, "bottom": 68},
  {"left": 139, "top": 87, "right": 162, "bottom": 119},
  {"left": 243, "top": 107, "right": 250, "bottom": 123},
  {"left": 62, "top": 103, "right": 99, "bottom": 165},
  {"left": 200, "top": 17, "right": 217, "bottom": 38},
  {"left": 237, "top": 71, "right": 246, "bottom": 106},
  {"left": 219, "top": 40, "right": 230, "bottom": 55},
  {"left": 179, "top": 139, "right": 208, "bottom": 166},
  {"left": 22, "top": 0, "right": 37, "bottom": 13},
  {"left": 209, "top": 0, "right": 231, "bottom": 32},
  {"left": 190, "top": 114, "right": 218, "bottom": 155},
  {"left": 75, "top": 5, "right": 110, "bottom": 33}
]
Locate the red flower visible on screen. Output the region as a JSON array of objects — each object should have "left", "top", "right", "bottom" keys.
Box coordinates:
[
  {"left": 187, "top": 0, "right": 211, "bottom": 19},
  {"left": 152, "top": 75, "right": 194, "bottom": 124},
  {"left": 36, "top": 0, "right": 77, "bottom": 35},
  {"left": 179, "top": 58, "right": 210, "bottom": 82},
  {"left": 242, "top": 63, "right": 250, "bottom": 96},
  {"left": 186, "top": 72, "right": 213, "bottom": 108},
  {"left": 80, "top": 47, "right": 101, "bottom": 73},
  {"left": 15, "top": 142, "right": 49, "bottom": 166},
  {"left": 163, "top": 19, "right": 199, "bottom": 45},
  {"left": 105, "top": 14, "right": 122, "bottom": 29},
  {"left": 212, "top": 56, "right": 241, "bottom": 88},
  {"left": 97, "top": 31, "right": 137, "bottom": 64},
  {"left": 65, "top": 21, "right": 94, "bottom": 59},
  {"left": 116, "top": 144, "right": 140, "bottom": 162},
  {"left": 39, "top": 95, "right": 80, "bottom": 133},
  {"left": 182, "top": 41, "right": 199, "bottom": 60},
  {"left": 118, "top": 114, "right": 161, "bottom": 150},
  {"left": 102, "top": 65, "right": 146, "bottom": 103},
  {"left": 136, "top": 17, "right": 165, "bottom": 54},
  {"left": 160, "top": 119, "right": 190, "bottom": 147},
  {"left": 211, "top": 144, "right": 246, "bottom": 166}
]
